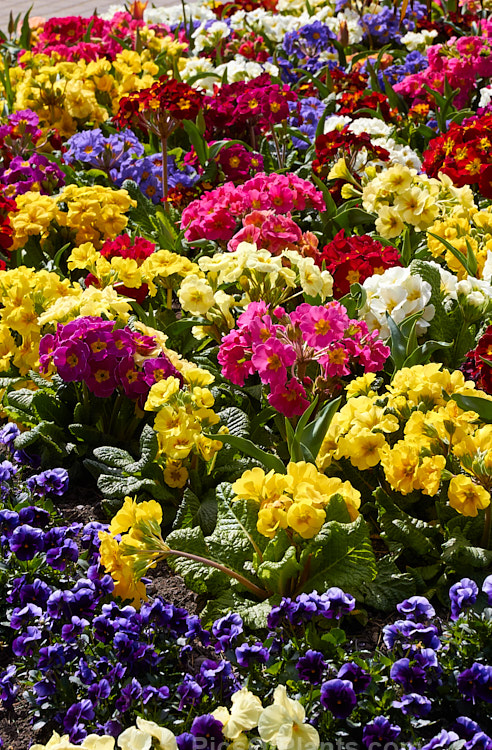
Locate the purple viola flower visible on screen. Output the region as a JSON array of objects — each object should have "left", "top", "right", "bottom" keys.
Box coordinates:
[
  {"left": 0, "top": 423, "right": 20, "bottom": 450},
  {"left": 27, "top": 468, "right": 69, "bottom": 497},
  {"left": 397, "top": 595, "right": 436, "bottom": 621},
  {"left": 46, "top": 538, "right": 79, "bottom": 571},
  {"left": 296, "top": 649, "right": 327, "bottom": 684},
  {"left": 0, "top": 460, "right": 16, "bottom": 481},
  {"left": 212, "top": 612, "right": 243, "bottom": 652},
  {"left": 185, "top": 615, "right": 210, "bottom": 646},
  {"left": 482, "top": 575, "right": 492, "bottom": 605},
  {"left": 34, "top": 678, "right": 57, "bottom": 700},
  {"left": 142, "top": 685, "right": 169, "bottom": 704},
  {"left": 390, "top": 658, "right": 427, "bottom": 692},
  {"left": 18, "top": 506, "right": 51, "bottom": 527},
  {"left": 190, "top": 714, "right": 224, "bottom": 747},
  {"left": 320, "top": 678, "right": 357, "bottom": 719},
  {"left": 38, "top": 644, "right": 67, "bottom": 671},
  {"left": 449, "top": 578, "right": 479, "bottom": 620},
  {"left": 87, "top": 679, "right": 111, "bottom": 704},
  {"left": 457, "top": 663, "right": 492, "bottom": 702},
  {"left": 383, "top": 619, "right": 440, "bottom": 650},
  {"left": 0, "top": 666, "right": 18, "bottom": 709},
  {"left": 10, "top": 603, "right": 43, "bottom": 630},
  {"left": 9, "top": 524, "right": 45, "bottom": 561},
  {"left": 421, "top": 730, "right": 460, "bottom": 750},
  {"left": 319, "top": 587, "right": 355, "bottom": 620},
  {"left": 234, "top": 642, "right": 269, "bottom": 668},
  {"left": 64, "top": 698, "right": 95, "bottom": 742},
  {"left": 12, "top": 626, "right": 43, "bottom": 657},
  {"left": 0, "top": 510, "right": 19, "bottom": 540},
  {"left": 455, "top": 718, "right": 482, "bottom": 740},
  {"left": 177, "top": 674, "right": 203, "bottom": 710},
  {"left": 176, "top": 733, "right": 195, "bottom": 750},
  {"left": 362, "top": 716, "right": 401, "bottom": 748},
  {"left": 115, "top": 678, "right": 142, "bottom": 712},
  {"left": 199, "top": 659, "right": 236, "bottom": 696},
  {"left": 392, "top": 692, "right": 432, "bottom": 717},
  {"left": 9, "top": 576, "right": 52, "bottom": 607},
  {"left": 61, "top": 616, "right": 89, "bottom": 643},
  {"left": 337, "top": 662, "right": 371, "bottom": 693}
]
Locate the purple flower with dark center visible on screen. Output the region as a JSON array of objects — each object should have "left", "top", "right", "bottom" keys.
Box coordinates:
[
  {"left": 46, "top": 538, "right": 79, "bottom": 571},
  {"left": 77, "top": 659, "right": 97, "bottom": 686},
  {"left": 27, "top": 468, "right": 69, "bottom": 497},
  {"left": 337, "top": 662, "right": 372, "bottom": 693},
  {"left": 177, "top": 674, "right": 203, "bottom": 710},
  {"left": 115, "top": 678, "right": 142, "bottom": 712},
  {"left": 362, "top": 716, "right": 401, "bottom": 748},
  {"left": 142, "top": 685, "right": 169, "bottom": 704},
  {"left": 392, "top": 692, "right": 432, "bottom": 716},
  {"left": 190, "top": 714, "right": 224, "bottom": 747},
  {"left": 18, "top": 506, "right": 51, "bottom": 527},
  {"left": 185, "top": 615, "right": 210, "bottom": 646},
  {"left": 12, "top": 626, "right": 42, "bottom": 657},
  {"left": 9, "top": 577, "right": 52, "bottom": 607},
  {"left": 38, "top": 644, "right": 66, "bottom": 671},
  {"left": 0, "top": 666, "right": 18, "bottom": 709},
  {"left": 87, "top": 679, "right": 111, "bottom": 704},
  {"left": 34, "top": 678, "right": 57, "bottom": 700},
  {"left": 296, "top": 649, "right": 326, "bottom": 684},
  {"left": 0, "top": 510, "right": 19, "bottom": 539},
  {"left": 0, "top": 423, "right": 20, "bottom": 449},
  {"left": 61, "top": 616, "right": 89, "bottom": 643},
  {"left": 465, "top": 733, "right": 492, "bottom": 750},
  {"left": 10, "top": 603, "right": 43, "bottom": 630},
  {"left": 457, "top": 663, "right": 492, "bottom": 702},
  {"left": 455, "top": 718, "right": 482, "bottom": 740},
  {"left": 64, "top": 698, "right": 95, "bottom": 742},
  {"left": 0, "top": 460, "right": 16, "bottom": 481},
  {"left": 449, "top": 578, "right": 479, "bottom": 620},
  {"left": 483, "top": 575, "right": 492, "bottom": 605},
  {"left": 199, "top": 659, "right": 236, "bottom": 695},
  {"left": 318, "top": 587, "right": 355, "bottom": 619},
  {"left": 212, "top": 612, "right": 243, "bottom": 652},
  {"left": 234, "top": 642, "right": 269, "bottom": 668},
  {"left": 176, "top": 733, "right": 195, "bottom": 750},
  {"left": 390, "top": 658, "right": 427, "bottom": 692},
  {"left": 397, "top": 595, "right": 436, "bottom": 621},
  {"left": 320, "top": 678, "right": 357, "bottom": 719},
  {"left": 9, "top": 524, "right": 45, "bottom": 561},
  {"left": 421, "top": 730, "right": 460, "bottom": 750}
]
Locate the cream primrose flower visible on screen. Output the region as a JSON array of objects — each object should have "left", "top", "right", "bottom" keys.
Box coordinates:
[
  {"left": 212, "top": 688, "right": 264, "bottom": 740},
  {"left": 117, "top": 727, "right": 151, "bottom": 750},
  {"left": 258, "top": 685, "right": 320, "bottom": 750},
  {"left": 136, "top": 718, "right": 177, "bottom": 750},
  {"left": 360, "top": 266, "right": 435, "bottom": 340},
  {"left": 178, "top": 275, "right": 215, "bottom": 315}
]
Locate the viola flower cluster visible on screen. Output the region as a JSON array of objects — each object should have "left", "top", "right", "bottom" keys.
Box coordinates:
[
  {"left": 181, "top": 171, "right": 325, "bottom": 247},
  {"left": 39, "top": 316, "right": 182, "bottom": 402},
  {"left": 317, "top": 230, "right": 402, "bottom": 297},
  {"left": 218, "top": 300, "right": 390, "bottom": 417},
  {"left": 64, "top": 128, "right": 199, "bottom": 204}
]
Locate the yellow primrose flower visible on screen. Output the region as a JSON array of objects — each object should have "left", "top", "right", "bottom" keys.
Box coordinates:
[
  {"left": 286, "top": 501, "right": 326, "bottom": 539},
  {"left": 213, "top": 688, "right": 263, "bottom": 740},
  {"left": 448, "top": 475, "right": 491, "bottom": 517},
  {"left": 257, "top": 506, "right": 289, "bottom": 538},
  {"left": 67, "top": 242, "right": 98, "bottom": 271},
  {"left": 178, "top": 275, "right": 215, "bottom": 315},
  {"left": 145, "top": 377, "right": 181, "bottom": 411},
  {"left": 338, "top": 428, "right": 387, "bottom": 471},
  {"left": 345, "top": 373, "right": 377, "bottom": 398},
  {"left": 380, "top": 441, "right": 421, "bottom": 495},
  {"left": 163, "top": 460, "right": 188, "bottom": 488}
]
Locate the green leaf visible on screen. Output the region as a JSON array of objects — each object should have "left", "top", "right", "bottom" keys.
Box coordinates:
[
  {"left": 324, "top": 494, "right": 352, "bottom": 523},
  {"left": 451, "top": 393, "right": 492, "bottom": 422},
  {"left": 125, "top": 424, "right": 159, "bottom": 473},
  {"left": 174, "top": 488, "right": 217, "bottom": 535},
  {"left": 300, "top": 396, "right": 342, "bottom": 461},
  {"left": 5, "top": 388, "right": 34, "bottom": 414},
  {"left": 360, "top": 557, "right": 416, "bottom": 611},
  {"left": 92, "top": 446, "right": 134, "bottom": 469},
  {"left": 427, "top": 231, "right": 474, "bottom": 276},
  {"left": 199, "top": 589, "right": 274, "bottom": 629},
  {"left": 207, "top": 485, "right": 267, "bottom": 570},
  {"left": 386, "top": 313, "right": 408, "bottom": 371},
  {"left": 166, "top": 526, "right": 229, "bottom": 595},
  {"left": 218, "top": 407, "right": 250, "bottom": 438},
  {"left": 312, "top": 173, "right": 338, "bottom": 221},
  {"left": 441, "top": 536, "right": 492, "bottom": 568},
  {"left": 298, "top": 516, "right": 376, "bottom": 596},
  {"left": 30, "top": 391, "right": 70, "bottom": 424},
  {"left": 182, "top": 119, "right": 209, "bottom": 167},
  {"left": 256, "top": 545, "right": 301, "bottom": 596},
  {"left": 205, "top": 433, "right": 286, "bottom": 473},
  {"left": 375, "top": 488, "right": 438, "bottom": 556}
]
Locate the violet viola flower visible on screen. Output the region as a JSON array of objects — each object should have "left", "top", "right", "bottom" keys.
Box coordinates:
[
  {"left": 212, "top": 612, "right": 244, "bottom": 652},
  {"left": 449, "top": 578, "right": 479, "bottom": 620},
  {"left": 337, "top": 662, "right": 372, "bottom": 693},
  {"left": 320, "top": 678, "right": 357, "bottom": 719},
  {"left": 296, "top": 649, "right": 327, "bottom": 684},
  {"left": 362, "top": 717, "right": 401, "bottom": 748},
  {"left": 9, "top": 524, "right": 45, "bottom": 561},
  {"left": 392, "top": 692, "right": 432, "bottom": 717},
  {"left": 390, "top": 658, "right": 427, "bottom": 692},
  {"left": 234, "top": 642, "right": 269, "bottom": 668},
  {"left": 397, "top": 595, "right": 436, "bottom": 621},
  {"left": 482, "top": 575, "right": 492, "bottom": 606},
  {"left": 457, "top": 663, "right": 492, "bottom": 702},
  {"left": 190, "top": 714, "right": 224, "bottom": 747}
]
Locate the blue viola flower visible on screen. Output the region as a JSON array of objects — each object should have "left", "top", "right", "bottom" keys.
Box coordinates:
[
  {"left": 392, "top": 692, "right": 432, "bottom": 717},
  {"left": 337, "top": 661, "right": 372, "bottom": 693},
  {"left": 212, "top": 612, "right": 243, "bottom": 651},
  {"left": 235, "top": 641, "right": 269, "bottom": 668},
  {"left": 449, "top": 578, "right": 479, "bottom": 620},
  {"left": 9, "top": 524, "right": 45, "bottom": 561},
  {"left": 362, "top": 716, "right": 401, "bottom": 748},
  {"left": 296, "top": 649, "right": 327, "bottom": 684}
]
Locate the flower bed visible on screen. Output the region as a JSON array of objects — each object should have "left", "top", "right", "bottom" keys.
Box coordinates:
[{"left": 0, "top": 0, "right": 492, "bottom": 747}]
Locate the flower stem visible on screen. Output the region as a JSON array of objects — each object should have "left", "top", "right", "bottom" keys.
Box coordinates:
[
  {"left": 481, "top": 505, "right": 491, "bottom": 549},
  {"left": 161, "top": 136, "right": 169, "bottom": 210}
]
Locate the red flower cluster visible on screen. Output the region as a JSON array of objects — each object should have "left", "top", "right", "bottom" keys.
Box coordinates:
[
  {"left": 422, "top": 114, "right": 492, "bottom": 198},
  {"left": 211, "top": 0, "right": 277, "bottom": 18},
  {"left": 86, "top": 235, "right": 155, "bottom": 303},
  {"left": 29, "top": 14, "right": 139, "bottom": 61},
  {"left": 204, "top": 74, "right": 297, "bottom": 142},
  {"left": 338, "top": 91, "right": 392, "bottom": 120},
  {"left": 313, "top": 128, "right": 390, "bottom": 179},
  {"left": 114, "top": 77, "right": 203, "bottom": 138},
  {"left": 462, "top": 325, "right": 492, "bottom": 393},
  {"left": 0, "top": 189, "right": 16, "bottom": 258},
  {"left": 316, "top": 230, "right": 402, "bottom": 297}
]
